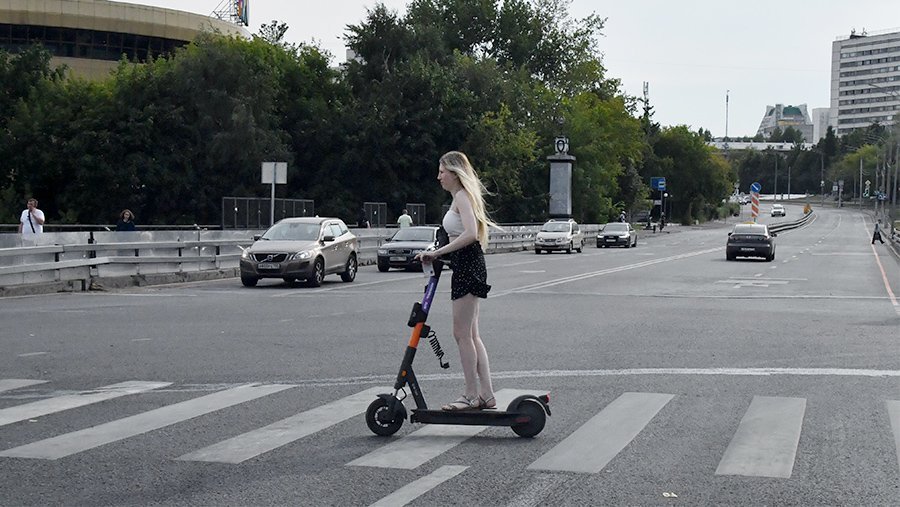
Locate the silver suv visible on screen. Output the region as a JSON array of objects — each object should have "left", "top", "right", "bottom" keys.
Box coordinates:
[
  {"left": 534, "top": 219, "right": 584, "bottom": 254},
  {"left": 240, "top": 217, "right": 358, "bottom": 287}
]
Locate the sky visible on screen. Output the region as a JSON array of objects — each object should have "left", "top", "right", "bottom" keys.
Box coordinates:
[{"left": 118, "top": 0, "right": 900, "bottom": 138}]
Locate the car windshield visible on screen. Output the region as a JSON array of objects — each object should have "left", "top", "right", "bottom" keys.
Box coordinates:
[
  {"left": 391, "top": 228, "right": 435, "bottom": 242},
  {"left": 732, "top": 224, "right": 766, "bottom": 235},
  {"left": 541, "top": 222, "right": 571, "bottom": 232},
  {"left": 261, "top": 222, "right": 321, "bottom": 241},
  {"left": 603, "top": 223, "right": 628, "bottom": 232}
]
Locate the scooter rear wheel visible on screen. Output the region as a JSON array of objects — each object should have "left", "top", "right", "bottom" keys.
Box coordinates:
[
  {"left": 366, "top": 397, "right": 404, "bottom": 436},
  {"left": 510, "top": 399, "right": 546, "bottom": 438}
]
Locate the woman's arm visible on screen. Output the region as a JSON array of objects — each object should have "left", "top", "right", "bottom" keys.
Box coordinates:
[{"left": 417, "top": 194, "right": 478, "bottom": 262}]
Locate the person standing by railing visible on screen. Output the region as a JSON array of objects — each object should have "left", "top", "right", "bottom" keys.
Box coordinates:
[
  {"left": 18, "top": 198, "right": 45, "bottom": 238},
  {"left": 116, "top": 209, "right": 137, "bottom": 231}
]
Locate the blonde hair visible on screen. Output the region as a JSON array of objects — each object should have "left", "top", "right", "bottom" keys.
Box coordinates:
[{"left": 439, "top": 151, "right": 500, "bottom": 247}]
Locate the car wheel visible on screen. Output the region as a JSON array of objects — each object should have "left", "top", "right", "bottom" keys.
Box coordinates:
[
  {"left": 377, "top": 259, "right": 390, "bottom": 272},
  {"left": 596, "top": 242, "right": 601, "bottom": 248},
  {"left": 241, "top": 275, "right": 258, "bottom": 287},
  {"left": 633, "top": 238, "right": 637, "bottom": 247},
  {"left": 566, "top": 242, "right": 572, "bottom": 254},
  {"left": 767, "top": 253, "right": 775, "bottom": 262},
  {"left": 576, "top": 241, "right": 583, "bottom": 253},
  {"left": 306, "top": 258, "right": 325, "bottom": 287},
  {"left": 340, "top": 254, "right": 357, "bottom": 282},
  {"left": 535, "top": 248, "right": 541, "bottom": 254},
  {"left": 282, "top": 277, "right": 295, "bottom": 284},
  {"left": 726, "top": 252, "right": 736, "bottom": 261}
]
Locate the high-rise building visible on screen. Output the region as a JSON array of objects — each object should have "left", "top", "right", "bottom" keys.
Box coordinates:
[
  {"left": 831, "top": 28, "right": 900, "bottom": 136},
  {"left": 0, "top": 0, "right": 249, "bottom": 80},
  {"left": 811, "top": 108, "right": 832, "bottom": 142},
  {"left": 756, "top": 104, "right": 814, "bottom": 142}
]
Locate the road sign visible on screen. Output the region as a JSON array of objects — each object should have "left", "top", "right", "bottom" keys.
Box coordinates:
[
  {"left": 750, "top": 182, "right": 761, "bottom": 193},
  {"left": 651, "top": 177, "right": 666, "bottom": 191}
]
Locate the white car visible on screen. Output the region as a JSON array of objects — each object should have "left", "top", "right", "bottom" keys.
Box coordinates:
[
  {"left": 534, "top": 219, "right": 584, "bottom": 254},
  {"left": 771, "top": 204, "right": 785, "bottom": 217}
]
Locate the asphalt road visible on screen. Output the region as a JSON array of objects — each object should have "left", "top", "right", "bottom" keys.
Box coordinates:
[{"left": 2, "top": 203, "right": 899, "bottom": 506}]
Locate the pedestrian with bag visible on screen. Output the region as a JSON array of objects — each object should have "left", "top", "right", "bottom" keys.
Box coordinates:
[
  {"left": 416, "top": 151, "right": 499, "bottom": 411},
  {"left": 18, "top": 198, "right": 45, "bottom": 238},
  {"left": 872, "top": 219, "right": 885, "bottom": 244}
]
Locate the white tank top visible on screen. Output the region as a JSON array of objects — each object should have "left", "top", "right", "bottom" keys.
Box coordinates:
[{"left": 442, "top": 209, "right": 465, "bottom": 236}]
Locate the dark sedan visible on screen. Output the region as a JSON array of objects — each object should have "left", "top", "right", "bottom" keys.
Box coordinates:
[
  {"left": 726, "top": 223, "right": 776, "bottom": 261},
  {"left": 597, "top": 222, "right": 637, "bottom": 248},
  {"left": 377, "top": 226, "right": 439, "bottom": 271}
]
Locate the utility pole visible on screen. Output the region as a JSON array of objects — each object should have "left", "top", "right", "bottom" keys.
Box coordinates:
[
  {"left": 859, "top": 157, "right": 863, "bottom": 210},
  {"left": 787, "top": 165, "right": 791, "bottom": 201},
  {"left": 820, "top": 151, "right": 825, "bottom": 207},
  {"left": 774, "top": 155, "right": 778, "bottom": 202}
]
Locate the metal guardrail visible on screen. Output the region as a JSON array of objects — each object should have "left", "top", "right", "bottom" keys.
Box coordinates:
[
  {"left": 767, "top": 210, "right": 815, "bottom": 233},
  {"left": 0, "top": 226, "right": 565, "bottom": 294}
]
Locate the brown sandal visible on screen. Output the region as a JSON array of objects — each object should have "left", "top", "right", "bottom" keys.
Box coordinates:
[
  {"left": 442, "top": 395, "right": 478, "bottom": 411},
  {"left": 478, "top": 395, "right": 496, "bottom": 409}
]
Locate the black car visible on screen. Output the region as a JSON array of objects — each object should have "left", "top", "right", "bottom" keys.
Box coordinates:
[
  {"left": 597, "top": 222, "right": 637, "bottom": 248},
  {"left": 726, "top": 223, "right": 776, "bottom": 261},
  {"left": 377, "top": 226, "right": 439, "bottom": 271}
]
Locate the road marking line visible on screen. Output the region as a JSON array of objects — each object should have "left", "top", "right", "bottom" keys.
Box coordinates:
[
  {"left": 885, "top": 401, "right": 900, "bottom": 473},
  {"left": 0, "top": 381, "right": 171, "bottom": 428},
  {"left": 0, "top": 379, "right": 47, "bottom": 394},
  {"left": 0, "top": 383, "right": 293, "bottom": 460},
  {"left": 347, "top": 389, "right": 545, "bottom": 470},
  {"left": 495, "top": 248, "right": 721, "bottom": 296},
  {"left": 869, "top": 238, "right": 899, "bottom": 316},
  {"left": 505, "top": 473, "right": 573, "bottom": 507},
  {"left": 369, "top": 465, "right": 468, "bottom": 507},
  {"left": 715, "top": 396, "right": 806, "bottom": 478},
  {"left": 527, "top": 392, "right": 673, "bottom": 473},
  {"left": 271, "top": 274, "right": 420, "bottom": 297},
  {"left": 16, "top": 352, "right": 47, "bottom": 357},
  {"left": 177, "top": 386, "right": 387, "bottom": 463}
]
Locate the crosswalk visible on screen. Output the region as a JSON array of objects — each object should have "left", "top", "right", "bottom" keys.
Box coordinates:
[{"left": 2, "top": 378, "right": 900, "bottom": 503}]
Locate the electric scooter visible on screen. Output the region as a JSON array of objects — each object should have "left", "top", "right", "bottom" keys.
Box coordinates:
[{"left": 365, "top": 247, "right": 550, "bottom": 438}]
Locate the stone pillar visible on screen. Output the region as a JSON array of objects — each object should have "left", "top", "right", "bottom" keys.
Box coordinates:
[{"left": 547, "top": 137, "right": 575, "bottom": 219}]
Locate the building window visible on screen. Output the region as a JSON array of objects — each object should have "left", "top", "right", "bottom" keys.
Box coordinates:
[{"left": 0, "top": 23, "right": 189, "bottom": 63}]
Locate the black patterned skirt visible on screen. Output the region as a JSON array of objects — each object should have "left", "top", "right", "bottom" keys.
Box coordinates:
[{"left": 447, "top": 242, "right": 491, "bottom": 300}]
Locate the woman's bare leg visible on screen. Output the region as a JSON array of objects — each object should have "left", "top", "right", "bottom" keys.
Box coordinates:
[
  {"left": 471, "top": 301, "right": 494, "bottom": 400},
  {"left": 452, "top": 294, "right": 479, "bottom": 399}
]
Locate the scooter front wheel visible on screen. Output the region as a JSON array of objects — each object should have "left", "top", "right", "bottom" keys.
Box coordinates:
[{"left": 366, "top": 397, "right": 404, "bottom": 436}]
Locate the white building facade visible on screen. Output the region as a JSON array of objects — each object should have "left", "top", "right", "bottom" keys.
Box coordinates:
[
  {"left": 831, "top": 28, "right": 900, "bottom": 135},
  {"left": 756, "top": 104, "right": 813, "bottom": 141}
]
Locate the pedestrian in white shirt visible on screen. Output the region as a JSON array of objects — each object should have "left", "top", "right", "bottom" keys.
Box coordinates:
[
  {"left": 18, "top": 198, "right": 45, "bottom": 237},
  {"left": 397, "top": 209, "right": 413, "bottom": 228}
]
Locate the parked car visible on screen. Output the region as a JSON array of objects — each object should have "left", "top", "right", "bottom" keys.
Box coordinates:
[
  {"left": 377, "top": 226, "right": 439, "bottom": 272},
  {"left": 534, "top": 219, "right": 584, "bottom": 254},
  {"left": 726, "top": 223, "right": 776, "bottom": 261},
  {"left": 597, "top": 222, "right": 637, "bottom": 248},
  {"left": 239, "top": 217, "right": 358, "bottom": 287},
  {"left": 771, "top": 204, "right": 786, "bottom": 217}
]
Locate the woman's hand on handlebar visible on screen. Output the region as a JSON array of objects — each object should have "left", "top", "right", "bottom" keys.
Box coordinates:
[{"left": 416, "top": 250, "right": 439, "bottom": 263}]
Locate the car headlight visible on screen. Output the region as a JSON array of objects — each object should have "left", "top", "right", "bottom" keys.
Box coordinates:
[
  {"left": 377, "top": 248, "right": 388, "bottom": 255},
  {"left": 290, "top": 251, "right": 312, "bottom": 260},
  {"left": 241, "top": 249, "right": 251, "bottom": 259}
]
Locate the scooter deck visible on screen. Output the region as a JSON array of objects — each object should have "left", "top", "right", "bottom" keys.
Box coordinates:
[{"left": 410, "top": 408, "right": 531, "bottom": 427}]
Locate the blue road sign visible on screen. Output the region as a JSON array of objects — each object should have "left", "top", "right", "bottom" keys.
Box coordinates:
[
  {"left": 651, "top": 177, "right": 666, "bottom": 191},
  {"left": 750, "top": 182, "right": 761, "bottom": 193}
]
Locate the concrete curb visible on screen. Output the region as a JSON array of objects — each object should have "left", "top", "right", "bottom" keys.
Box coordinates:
[{"left": 0, "top": 268, "right": 240, "bottom": 298}]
